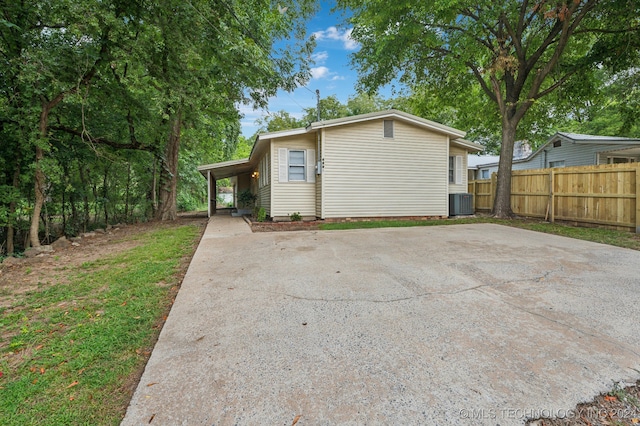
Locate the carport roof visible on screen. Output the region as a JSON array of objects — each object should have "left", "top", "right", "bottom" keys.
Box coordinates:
[{"left": 198, "top": 158, "right": 253, "bottom": 180}]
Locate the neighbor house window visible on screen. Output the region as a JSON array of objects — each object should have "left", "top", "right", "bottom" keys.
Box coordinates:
[
  {"left": 549, "top": 160, "right": 565, "bottom": 168},
  {"left": 607, "top": 156, "right": 636, "bottom": 164},
  {"left": 288, "top": 150, "right": 306, "bottom": 181},
  {"left": 449, "top": 155, "right": 463, "bottom": 184},
  {"left": 481, "top": 169, "right": 489, "bottom": 179},
  {"left": 383, "top": 120, "right": 394, "bottom": 138}
]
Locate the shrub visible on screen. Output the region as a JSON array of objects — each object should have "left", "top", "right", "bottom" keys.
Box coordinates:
[
  {"left": 289, "top": 212, "right": 302, "bottom": 221},
  {"left": 256, "top": 207, "right": 267, "bottom": 222},
  {"left": 237, "top": 189, "right": 257, "bottom": 208}
]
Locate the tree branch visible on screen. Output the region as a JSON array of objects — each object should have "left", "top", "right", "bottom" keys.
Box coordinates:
[
  {"left": 516, "top": 0, "right": 529, "bottom": 39},
  {"left": 502, "top": 13, "right": 525, "bottom": 63},
  {"left": 533, "top": 70, "right": 578, "bottom": 100},
  {"left": 51, "top": 125, "right": 150, "bottom": 151},
  {"left": 526, "top": 0, "right": 597, "bottom": 101},
  {"left": 490, "top": 73, "right": 505, "bottom": 114},
  {"left": 466, "top": 62, "right": 497, "bottom": 103},
  {"left": 572, "top": 26, "right": 640, "bottom": 35}
]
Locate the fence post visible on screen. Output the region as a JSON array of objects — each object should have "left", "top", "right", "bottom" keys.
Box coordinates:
[
  {"left": 471, "top": 181, "right": 477, "bottom": 211},
  {"left": 549, "top": 169, "right": 555, "bottom": 223},
  {"left": 490, "top": 172, "right": 497, "bottom": 211},
  {"left": 636, "top": 164, "right": 640, "bottom": 233}
]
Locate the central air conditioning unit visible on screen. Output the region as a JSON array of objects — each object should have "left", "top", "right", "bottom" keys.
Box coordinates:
[{"left": 449, "top": 193, "right": 474, "bottom": 216}]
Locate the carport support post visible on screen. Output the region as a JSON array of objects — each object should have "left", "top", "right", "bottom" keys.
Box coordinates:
[
  {"left": 207, "top": 171, "right": 216, "bottom": 218},
  {"left": 210, "top": 173, "right": 216, "bottom": 216},
  {"left": 549, "top": 169, "right": 555, "bottom": 223}
]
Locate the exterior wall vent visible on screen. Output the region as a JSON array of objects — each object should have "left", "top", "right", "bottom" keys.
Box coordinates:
[{"left": 449, "top": 193, "right": 474, "bottom": 216}]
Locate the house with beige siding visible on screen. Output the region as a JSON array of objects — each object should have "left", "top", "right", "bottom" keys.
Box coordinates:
[{"left": 199, "top": 110, "right": 483, "bottom": 220}]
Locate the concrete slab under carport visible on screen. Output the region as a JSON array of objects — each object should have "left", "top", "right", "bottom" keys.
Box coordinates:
[{"left": 122, "top": 217, "right": 640, "bottom": 426}]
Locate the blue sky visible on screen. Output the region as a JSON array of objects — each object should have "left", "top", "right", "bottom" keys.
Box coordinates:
[{"left": 239, "top": 1, "right": 361, "bottom": 137}]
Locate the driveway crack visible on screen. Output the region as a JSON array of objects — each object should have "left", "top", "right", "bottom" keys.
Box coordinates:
[{"left": 475, "top": 287, "right": 640, "bottom": 359}]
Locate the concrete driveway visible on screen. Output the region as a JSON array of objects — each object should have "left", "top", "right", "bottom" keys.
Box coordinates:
[{"left": 122, "top": 216, "right": 640, "bottom": 426}]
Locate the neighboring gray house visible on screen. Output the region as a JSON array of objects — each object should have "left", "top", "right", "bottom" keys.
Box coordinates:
[
  {"left": 468, "top": 141, "right": 531, "bottom": 180},
  {"left": 475, "top": 132, "right": 640, "bottom": 178}
]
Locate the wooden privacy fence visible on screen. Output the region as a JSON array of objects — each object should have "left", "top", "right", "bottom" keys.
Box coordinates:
[{"left": 469, "top": 163, "right": 640, "bottom": 233}]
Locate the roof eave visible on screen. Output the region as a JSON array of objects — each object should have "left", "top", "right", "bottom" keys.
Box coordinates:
[
  {"left": 452, "top": 138, "right": 484, "bottom": 152},
  {"left": 309, "top": 109, "right": 466, "bottom": 139}
]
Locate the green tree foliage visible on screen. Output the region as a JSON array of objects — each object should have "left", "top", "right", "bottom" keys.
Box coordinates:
[
  {"left": 337, "top": 0, "right": 640, "bottom": 217},
  {"left": 256, "top": 110, "right": 306, "bottom": 132},
  {"left": 0, "top": 0, "right": 317, "bottom": 254},
  {"left": 258, "top": 92, "right": 396, "bottom": 132},
  {"left": 556, "top": 69, "right": 640, "bottom": 137}
]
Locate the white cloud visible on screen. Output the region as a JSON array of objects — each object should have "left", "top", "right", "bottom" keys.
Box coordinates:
[
  {"left": 312, "top": 26, "right": 359, "bottom": 50},
  {"left": 343, "top": 28, "right": 358, "bottom": 50},
  {"left": 331, "top": 75, "right": 346, "bottom": 81},
  {"left": 310, "top": 66, "right": 330, "bottom": 79},
  {"left": 311, "top": 51, "right": 329, "bottom": 64}
]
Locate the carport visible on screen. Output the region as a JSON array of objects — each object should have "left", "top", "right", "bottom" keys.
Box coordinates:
[{"left": 198, "top": 158, "right": 254, "bottom": 217}]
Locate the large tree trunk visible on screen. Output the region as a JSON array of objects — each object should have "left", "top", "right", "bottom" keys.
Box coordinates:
[
  {"left": 29, "top": 102, "right": 52, "bottom": 248},
  {"left": 492, "top": 118, "right": 518, "bottom": 218},
  {"left": 155, "top": 111, "right": 182, "bottom": 221}
]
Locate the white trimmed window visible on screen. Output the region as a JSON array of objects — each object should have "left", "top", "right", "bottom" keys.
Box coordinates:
[
  {"left": 259, "top": 152, "right": 269, "bottom": 186},
  {"left": 278, "top": 148, "right": 316, "bottom": 183},
  {"left": 449, "top": 155, "right": 463, "bottom": 184},
  {"left": 266, "top": 153, "right": 270, "bottom": 184},
  {"left": 549, "top": 160, "right": 565, "bottom": 168},
  {"left": 383, "top": 120, "right": 394, "bottom": 138},
  {"left": 481, "top": 169, "right": 489, "bottom": 179},
  {"left": 288, "top": 150, "right": 306, "bottom": 181}
]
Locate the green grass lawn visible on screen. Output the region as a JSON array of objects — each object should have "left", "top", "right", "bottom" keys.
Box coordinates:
[
  {"left": 0, "top": 225, "right": 201, "bottom": 426},
  {"left": 320, "top": 217, "right": 640, "bottom": 251}
]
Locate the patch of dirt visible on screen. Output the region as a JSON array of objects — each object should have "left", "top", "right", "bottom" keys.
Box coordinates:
[
  {"left": 0, "top": 213, "right": 208, "bottom": 309},
  {"left": 1, "top": 212, "right": 209, "bottom": 418},
  {"left": 527, "top": 381, "right": 640, "bottom": 425}
]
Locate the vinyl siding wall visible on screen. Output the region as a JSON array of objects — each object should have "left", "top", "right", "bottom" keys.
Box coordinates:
[
  {"left": 256, "top": 148, "right": 271, "bottom": 216},
  {"left": 271, "top": 134, "right": 316, "bottom": 218},
  {"left": 532, "top": 142, "right": 638, "bottom": 168},
  {"left": 315, "top": 172, "right": 322, "bottom": 217},
  {"left": 315, "top": 130, "right": 323, "bottom": 217},
  {"left": 448, "top": 146, "right": 469, "bottom": 194},
  {"left": 321, "top": 119, "right": 448, "bottom": 218}
]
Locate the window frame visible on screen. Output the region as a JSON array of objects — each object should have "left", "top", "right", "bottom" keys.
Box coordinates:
[
  {"left": 448, "top": 155, "right": 463, "bottom": 184},
  {"left": 383, "top": 120, "right": 394, "bottom": 138},
  {"left": 288, "top": 149, "right": 306, "bottom": 182},
  {"left": 549, "top": 160, "right": 565, "bottom": 168},
  {"left": 607, "top": 156, "right": 636, "bottom": 164},
  {"left": 449, "top": 156, "right": 455, "bottom": 183}
]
